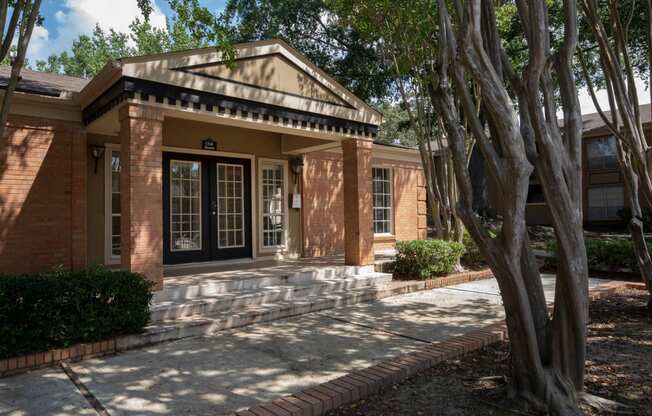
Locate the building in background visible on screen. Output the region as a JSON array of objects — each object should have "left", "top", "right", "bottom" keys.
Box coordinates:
[{"left": 525, "top": 104, "right": 651, "bottom": 227}]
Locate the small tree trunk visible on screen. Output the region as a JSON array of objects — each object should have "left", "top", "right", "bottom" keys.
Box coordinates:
[
  {"left": 617, "top": 146, "right": 652, "bottom": 307},
  {"left": 630, "top": 217, "right": 652, "bottom": 310},
  {"left": 578, "top": 0, "right": 652, "bottom": 307},
  {"left": 468, "top": 146, "right": 490, "bottom": 216},
  {"left": 0, "top": 0, "right": 42, "bottom": 143}
]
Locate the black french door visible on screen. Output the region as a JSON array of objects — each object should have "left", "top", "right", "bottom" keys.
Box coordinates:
[{"left": 163, "top": 152, "right": 252, "bottom": 264}]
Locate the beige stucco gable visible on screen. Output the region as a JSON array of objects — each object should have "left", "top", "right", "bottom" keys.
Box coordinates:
[
  {"left": 81, "top": 39, "right": 381, "bottom": 127},
  {"left": 180, "top": 54, "right": 350, "bottom": 107}
]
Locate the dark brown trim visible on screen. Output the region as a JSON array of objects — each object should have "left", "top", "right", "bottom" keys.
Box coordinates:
[
  {"left": 82, "top": 76, "right": 378, "bottom": 137},
  {"left": 0, "top": 83, "right": 62, "bottom": 97}
]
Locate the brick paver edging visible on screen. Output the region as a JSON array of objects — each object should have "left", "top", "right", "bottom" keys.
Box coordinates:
[
  {"left": 422, "top": 269, "right": 493, "bottom": 290},
  {"left": 0, "top": 269, "right": 494, "bottom": 378},
  {"left": 0, "top": 340, "right": 116, "bottom": 378},
  {"left": 236, "top": 280, "right": 633, "bottom": 416}
]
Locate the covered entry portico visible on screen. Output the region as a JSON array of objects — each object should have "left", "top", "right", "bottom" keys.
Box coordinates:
[
  {"left": 81, "top": 40, "right": 382, "bottom": 289},
  {"left": 162, "top": 150, "right": 254, "bottom": 264}
]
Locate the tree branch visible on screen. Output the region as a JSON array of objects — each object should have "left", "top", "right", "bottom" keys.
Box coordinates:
[{"left": 0, "top": 0, "right": 42, "bottom": 144}]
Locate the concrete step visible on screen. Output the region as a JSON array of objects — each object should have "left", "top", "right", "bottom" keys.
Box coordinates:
[
  {"left": 155, "top": 264, "right": 376, "bottom": 302},
  {"left": 117, "top": 278, "right": 414, "bottom": 352},
  {"left": 149, "top": 272, "right": 393, "bottom": 323}
]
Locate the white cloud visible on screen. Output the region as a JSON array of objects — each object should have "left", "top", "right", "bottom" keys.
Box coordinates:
[
  {"left": 27, "top": 0, "right": 167, "bottom": 63},
  {"left": 27, "top": 25, "right": 50, "bottom": 63}
]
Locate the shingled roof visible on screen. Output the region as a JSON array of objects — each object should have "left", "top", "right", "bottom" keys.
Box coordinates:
[
  {"left": 0, "top": 66, "right": 88, "bottom": 97},
  {"left": 581, "top": 103, "right": 651, "bottom": 136}
]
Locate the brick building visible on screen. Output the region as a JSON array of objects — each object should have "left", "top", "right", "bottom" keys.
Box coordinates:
[
  {"left": 524, "top": 104, "right": 652, "bottom": 226},
  {"left": 0, "top": 39, "right": 426, "bottom": 289}
]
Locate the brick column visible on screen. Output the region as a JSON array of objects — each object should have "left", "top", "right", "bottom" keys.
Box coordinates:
[
  {"left": 341, "top": 138, "right": 374, "bottom": 265},
  {"left": 119, "top": 104, "right": 164, "bottom": 290}
]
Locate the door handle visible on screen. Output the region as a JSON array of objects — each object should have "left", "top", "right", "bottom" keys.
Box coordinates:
[{"left": 211, "top": 200, "right": 217, "bottom": 216}]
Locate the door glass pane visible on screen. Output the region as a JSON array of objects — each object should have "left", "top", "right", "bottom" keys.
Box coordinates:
[
  {"left": 170, "top": 160, "right": 202, "bottom": 251},
  {"left": 217, "top": 163, "right": 245, "bottom": 248},
  {"left": 262, "top": 163, "right": 285, "bottom": 247}
]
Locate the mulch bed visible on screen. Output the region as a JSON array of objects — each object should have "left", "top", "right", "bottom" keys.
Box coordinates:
[{"left": 328, "top": 288, "right": 652, "bottom": 416}]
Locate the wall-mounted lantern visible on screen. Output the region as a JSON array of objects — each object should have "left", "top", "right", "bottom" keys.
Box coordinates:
[
  {"left": 89, "top": 144, "right": 105, "bottom": 174},
  {"left": 290, "top": 156, "right": 304, "bottom": 209},
  {"left": 291, "top": 156, "right": 304, "bottom": 180}
]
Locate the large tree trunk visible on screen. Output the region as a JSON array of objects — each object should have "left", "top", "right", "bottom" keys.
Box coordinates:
[{"left": 430, "top": 1, "right": 589, "bottom": 413}]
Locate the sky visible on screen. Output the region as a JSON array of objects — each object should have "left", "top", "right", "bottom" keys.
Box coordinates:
[
  {"left": 28, "top": 0, "right": 226, "bottom": 64},
  {"left": 574, "top": 77, "right": 650, "bottom": 116},
  {"left": 27, "top": 0, "right": 650, "bottom": 116}
]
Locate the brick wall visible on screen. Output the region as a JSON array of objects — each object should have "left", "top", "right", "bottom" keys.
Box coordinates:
[
  {"left": 395, "top": 161, "right": 423, "bottom": 241},
  {"left": 302, "top": 151, "right": 345, "bottom": 257},
  {"left": 0, "top": 115, "right": 86, "bottom": 274},
  {"left": 302, "top": 151, "right": 426, "bottom": 257}
]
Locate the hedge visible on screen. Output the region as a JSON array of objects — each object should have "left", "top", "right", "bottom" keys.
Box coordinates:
[
  {"left": 0, "top": 266, "right": 153, "bottom": 359},
  {"left": 394, "top": 239, "right": 466, "bottom": 279},
  {"left": 546, "top": 238, "right": 646, "bottom": 273}
]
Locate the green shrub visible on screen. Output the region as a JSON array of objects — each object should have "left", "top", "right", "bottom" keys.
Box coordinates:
[
  {"left": 0, "top": 266, "right": 153, "bottom": 359},
  {"left": 546, "top": 238, "right": 640, "bottom": 272},
  {"left": 394, "top": 239, "right": 466, "bottom": 279},
  {"left": 461, "top": 232, "right": 485, "bottom": 266}
]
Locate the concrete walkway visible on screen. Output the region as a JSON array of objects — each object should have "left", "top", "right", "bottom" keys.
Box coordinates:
[{"left": 0, "top": 275, "right": 608, "bottom": 416}]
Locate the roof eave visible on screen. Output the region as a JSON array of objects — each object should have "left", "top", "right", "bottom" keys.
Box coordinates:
[{"left": 79, "top": 61, "right": 123, "bottom": 108}]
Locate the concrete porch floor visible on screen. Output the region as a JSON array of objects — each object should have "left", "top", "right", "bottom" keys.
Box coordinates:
[{"left": 162, "top": 251, "right": 396, "bottom": 287}]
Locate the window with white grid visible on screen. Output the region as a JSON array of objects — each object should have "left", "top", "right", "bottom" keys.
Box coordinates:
[
  {"left": 217, "top": 163, "right": 245, "bottom": 248},
  {"left": 373, "top": 167, "right": 393, "bottom": 235},
  {"left": 262, "top": 162, "right": 285, "bottom": 248},
  {"left": 587, "top": 185, "right": 624, "bottom": 221},
  {"left": 587, "top": 136, "right": 619, "bottom": 171},
  {"left": 170, "top": 160, "right": 202, "bottom": 251}
]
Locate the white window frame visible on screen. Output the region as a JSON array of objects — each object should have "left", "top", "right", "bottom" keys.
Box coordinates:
[
  {"left": 372, "top": 166, "right": 394, "bottom": 236},
  {"left": 258, "top": 158, "right": 289, "bottom": 252},
  {"left": 216, "top": 162, "right": 246, "bottom": 249},
  {"left": 104, "top": 144, "right": 121, "bottom": 265},
  {"left": 169, "top": 159, "right": 203, "bottom": 252},
  {"left": 162, "top": 146, "right": 257, "bottom": 260}
]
